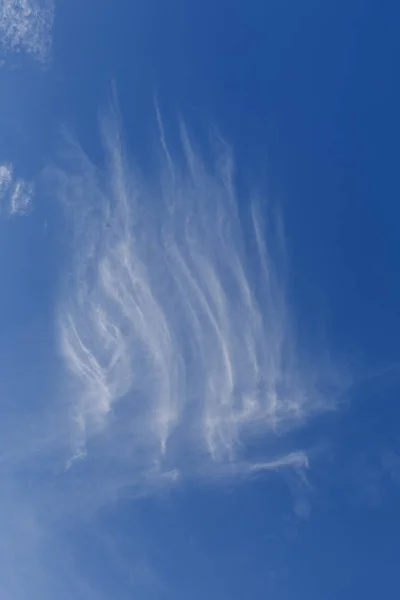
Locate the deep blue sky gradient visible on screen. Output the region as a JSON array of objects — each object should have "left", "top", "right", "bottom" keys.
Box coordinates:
[{"left": 1, "top": 1, "right": 400, "bottom": 598}]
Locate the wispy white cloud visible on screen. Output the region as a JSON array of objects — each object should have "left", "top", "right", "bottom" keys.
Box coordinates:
[
  {"left": 0, "top": 0, "right": 54, "bottom": 62},
  {"left": 0, "top": 161, "right": 33, "bottom": 216},
  {"left": 0, "top": 105, "right": 351, "bottom": 600},
  {"left": 9, "top": 177, "right": 34, "bottom": 214},
  {"left": 50, "top": 103, "right": 347, "bottom": 495},
  {"left": 0, "top": 161, "right": 13, "bottom": 190}
]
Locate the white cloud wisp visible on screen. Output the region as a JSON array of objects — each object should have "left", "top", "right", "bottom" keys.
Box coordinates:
[
  {"left": 0, "top": 161, "right": 33, "bottom": 216},
  {"left": 0, "top": 0, "right": 53, "bottom": 62},
  {"left": 53, "top": 106, "right": 344, "bottom": 491}
]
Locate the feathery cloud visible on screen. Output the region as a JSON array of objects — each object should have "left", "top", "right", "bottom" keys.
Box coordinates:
[
  {"left": 50, "top": 103, "right": 346, "bottom": 495},
  {"left": 0, "top": 106, "right": 350, "bottom": 599}
]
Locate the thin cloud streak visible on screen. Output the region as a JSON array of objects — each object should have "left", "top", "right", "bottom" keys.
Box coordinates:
[
  {"left": 53, "top": 104, "right": 345, "bottom": 488},
  {"left": 0, "top": 161, "right": 34, "bottom": 216}
]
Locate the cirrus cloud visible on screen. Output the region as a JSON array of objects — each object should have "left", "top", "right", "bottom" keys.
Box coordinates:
[{"left": 46, "top": 101, "right": 348, "bottom": 496}]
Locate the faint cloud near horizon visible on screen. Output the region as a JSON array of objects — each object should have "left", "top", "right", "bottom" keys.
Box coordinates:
[{"left": 0, "top": 0, "right": 54, "bottom": 62}]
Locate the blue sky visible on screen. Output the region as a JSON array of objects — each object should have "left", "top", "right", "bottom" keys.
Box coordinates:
[{"left": 1, "top": 1, "right": 400, "bottom": 598}]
